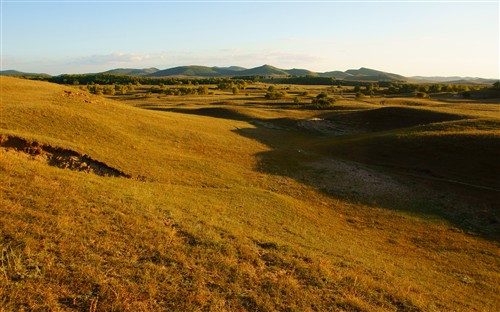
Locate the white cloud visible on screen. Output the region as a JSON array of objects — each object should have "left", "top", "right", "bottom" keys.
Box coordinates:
[
  {"left": 0, "top": 48, "right": 363, "bottom": 75},
  {"left": 64, "top": 49, "right": 322, "bottom": 71},
  {"left": 71, "top": 52, "right": 157, "bottom": 66}
]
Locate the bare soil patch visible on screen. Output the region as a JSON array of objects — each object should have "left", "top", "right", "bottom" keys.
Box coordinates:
[{"left": 0, "top": 135, "right": 132, "bottom": 178}]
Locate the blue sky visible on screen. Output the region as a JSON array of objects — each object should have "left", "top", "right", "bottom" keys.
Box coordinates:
[{"left": 1, "top": 0, "right": 498, "bottom": 78}]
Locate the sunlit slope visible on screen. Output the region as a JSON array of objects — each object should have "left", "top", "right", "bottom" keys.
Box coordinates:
[
  {"left": 1, "top": 77, "right": 267, "bottom": 188},
  {"left": 1, "top": 77, "right": 499, "bottom": 311}
]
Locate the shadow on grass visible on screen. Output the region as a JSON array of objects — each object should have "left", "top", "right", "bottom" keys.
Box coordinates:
[
  {"left": 144, "top": 106, "right": 254, "bottom": 121},
  {"left": 141, "top": 105, "right": 500, "bottom": 242}
]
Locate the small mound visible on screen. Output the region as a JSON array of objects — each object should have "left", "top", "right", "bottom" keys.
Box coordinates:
[
  {"left": 0, "top": 135, "right": 132, "bottom": 179},
  {"left": 296, "top": 118, "right": 361, "bottom": 136},
  {"left": 323, "top": 106, "right": 464, "bottom": 132}
]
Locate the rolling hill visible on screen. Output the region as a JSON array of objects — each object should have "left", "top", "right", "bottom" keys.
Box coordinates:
[
  {"left": 145, "top": 64, "right": 407, "bottom": 80},
  {"left": 4, "top": 66, "right": 497, "bottom": 83},
  {"left": 143, "top": 65, "right": 410, "bottom": 80},
  {"left": 215, "top": 66, "right": 247, "bottom": 72},
  {"left": 0, "top": 70, "right": 51, "bottom": 77},
  {"left": 344, "top": 67, "right": 406, "bottom": 81},
  {"left": 1, "top": 76, "right": 499, "bottom": 310},
  {"left": 410, "top": 76, "right": 498, "bottom": 84},
  {"left": 232, "top": 64, "right": 290, "bottom": 77},
  {"left": 148, "top": 65, "right": 225, "bottom": 77},
  {"left": 284, "top": 68, "right": 317, "bottom": 76},
  {"left": 145, "top": 65, "right": 411, "bottom": 81},
  {"left": 148, "top": 64, "right": 307, "bottom": 78},
  {"left": 318, "top": 70, "right": 354, "bottom": 79},
  {"left": 103, "top": 67, "right": 160, "bottom": 76}
]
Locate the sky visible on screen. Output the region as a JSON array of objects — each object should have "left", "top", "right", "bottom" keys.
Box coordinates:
[{"left": 1, "top": 0, "right": 499, "bottom": 78}]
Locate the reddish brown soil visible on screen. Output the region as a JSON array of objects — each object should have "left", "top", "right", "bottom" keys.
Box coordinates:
[{"left": 0, "top": 135, "right": 131, "bottom": 178}]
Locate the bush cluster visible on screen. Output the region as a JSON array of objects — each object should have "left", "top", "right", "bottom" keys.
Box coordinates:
[
  {"left": 265, "top": 91, "right": 287, "bottom": 100},
  {"left": 310, "top": 93, "right": 336, "bottom": 109}
]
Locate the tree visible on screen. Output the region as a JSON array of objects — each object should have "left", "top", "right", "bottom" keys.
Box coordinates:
[
  {"left": 265, "top": 90, "right": 286, "bottom": 100},
  {"left": 429, "top": 84, "right": 442, "bottom": 93},
  {"left": 415, "top": 91, "right": 429, "bottom": 98},
  {"left": 365, "top": 83, "right": 374, "bottom": 95},
  {"left": 418, "top": 85, "right": 429, "bottom": 93},
  {"left": 493, "top": 81, "right": 500, "bottom": 90},
  {"left": 311, "top": 93, "right": 335, "bottom": 108},
  {"left": 103, "top": 85, "right": 115, "bottom": 95},
  {"left": 217, "top": 81, "right": 231, "bottom": 90},
  {"left": 198, "top": 85, "right": 209, "bottom": 95}
]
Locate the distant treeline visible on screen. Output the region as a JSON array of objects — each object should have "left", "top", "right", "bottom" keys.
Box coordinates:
[
  {"left": 36, "top": 73, "right": 396, "bottom": 87},
  {"left": 39, "top": 74, "right": 249, "bottom": 87},
  {"left": 264, "top": 76, "right": 410, "bottom": 87},
  {"left": 271, "top": 76, "right": 337, "bottom": 85},
  {"left": 29, "top": 74, "right": 497, "bottom": 98}
]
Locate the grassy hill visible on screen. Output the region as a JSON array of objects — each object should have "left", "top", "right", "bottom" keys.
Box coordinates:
[
  {"left": 148, "top": 65, "right": 224, "bottom": 77},
  {"left": 103, "top": 67, "right": 160, "bottom": 76},
  {"left": 215, "top": 66, "right": 247, "bottom": 72},
  {"left": 234, "top": 65, "right": 290, "bottom": 77},
  {"left": 344, "top": 67, "right": 406, "bottom": 81},
  {"left": 1, "top": 76, "right": 499, "bottom": 311},
  {"left": 123, "top": 65, "right": 301, "bottom": 78},
  {"left": 410, "top": 76, "right": 497, "bottom": 84},
  {"left": 0, "top": 70, "right": 30, "bottom": 76},
  {"left": 0, "top": 70, "right": 51, "bottom": 77},
  {"left": 284, "top": 68, "right": 316, "bottom": 76},
  {"left": 319, "top": 70, "right": 354, "bottom": 79},
  {"left": 145, "top": 65, "right": 409, "bottom": 81}
]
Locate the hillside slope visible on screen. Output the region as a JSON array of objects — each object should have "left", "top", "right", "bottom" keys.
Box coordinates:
[
  {"left": 103, "top": 67, "right": 160, "bottom": 76},
  {"left": 149, "top": 65, "right": 225, "bottom": 77},
  {"left": 0, "top": 70, "right": 51, "bottom": 77},
  {"left": 237, "top": 65, "right": 289, "bottom": 77},
  {"left": 1, "top": 77, "right": 499, "bottom": 311},
  {"left": 344, "top": 67, "right": 406, "bottom": 81}
]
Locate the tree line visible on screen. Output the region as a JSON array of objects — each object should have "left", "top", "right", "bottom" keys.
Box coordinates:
[{"left": 41, "top": 74, "right": 250, "bottom": 88}]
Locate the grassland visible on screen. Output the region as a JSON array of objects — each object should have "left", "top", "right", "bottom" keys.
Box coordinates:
[{"left": 1, "top": 76, "right": 499, "bottom": 311}]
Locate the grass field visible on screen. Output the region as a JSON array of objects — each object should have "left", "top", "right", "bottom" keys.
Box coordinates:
[{"left": 1, "top": 76, "right": 499, "bottom": 311}]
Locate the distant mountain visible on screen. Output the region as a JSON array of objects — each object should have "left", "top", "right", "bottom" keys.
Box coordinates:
[
  {"left": 15, "top": 64, "right": 486, "bottom": 83},
  {"left": 149, "top": 66, "right": 227, "bottom": 77},
  {"left": 410, "top": 76, "right": 497, "bottom": 85},
  {"left": 145, "top": 64, "right": 292, "bottom": 78},
  {"left": 103, "top": 68, "right": 159, "bottom": 76},
  {"left": 285, "top": 68, "right": 316, "bottom": 76},
  {"left": 318, "top": 71, "right": 354, "bottom": 79},
  {"left": 235, "top": 64, "right": 289, "bottom": 77},
  {"left": 215, "top": 66, "right": 247, "bottom": 72},
  {"left": 0, "top": 70, "right": 50, "bottom": 77},
  {"left": 0, "top": 70, "right": 26, "bottom": 76},
  {"left": 442, "top": 79, "right": 497, "bottom": 85},
  {"left": 344, "top": 67, "right": 406, "bottom": 81}
]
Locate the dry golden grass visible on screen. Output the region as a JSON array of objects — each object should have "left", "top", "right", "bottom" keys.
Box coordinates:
[{"left": 1, "top": 76, "right": 499, "bottom": 311}]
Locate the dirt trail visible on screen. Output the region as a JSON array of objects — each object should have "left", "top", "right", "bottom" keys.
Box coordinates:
[{"left": 0, "top": 135, "right": 132, "bottom": 179}]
